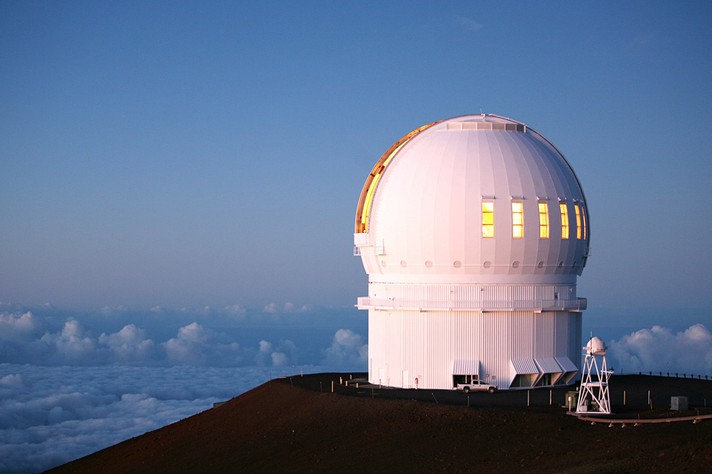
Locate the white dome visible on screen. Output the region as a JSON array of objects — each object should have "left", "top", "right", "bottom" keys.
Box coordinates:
[
  {"left": 355, "top": 114, "right": 590, "bottom": 391},
  {"left": 355, "top": 114, "right": 590, "bottom": 284},
  {"left": 585, "top": 337, "right": 607, "bottom": 355}
]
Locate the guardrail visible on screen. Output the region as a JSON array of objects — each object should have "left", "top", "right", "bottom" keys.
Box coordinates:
[
  {"left": 638, "top": 371, "right": 711, "bottom": 380},
  {"left": 357, "top": 296, "right": 587, "bottom": 312}
]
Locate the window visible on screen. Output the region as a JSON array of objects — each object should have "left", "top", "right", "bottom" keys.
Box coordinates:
[
  {"left": 538, "top": 201, "right": 549, "bottom": 239},
  {"left": 560, "top": 202, "right": 569, "bottom": 239},
  {"left": 512, "top": 201, "right": 524, "bottom": 238},
  {"left": 574, "top": 204, "right": 582, "bottom": 240},
  {"left": 581, "top": 205, "right": 588, "bottom": 240},
  {"left": 482, "top": 201, "right": 494, "bottom": 238}
]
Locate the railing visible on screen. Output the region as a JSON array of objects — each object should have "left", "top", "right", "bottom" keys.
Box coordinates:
[
  {"left": 356, "top": 297, "right": 587, "bottom": 312},
  {"left": 639, "top": 371, "right": 711, "bottom": 380}
]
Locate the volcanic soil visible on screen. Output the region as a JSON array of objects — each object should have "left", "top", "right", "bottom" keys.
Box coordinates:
[{"left": 50, "top": 374, "right": 712, "bottom": 473}]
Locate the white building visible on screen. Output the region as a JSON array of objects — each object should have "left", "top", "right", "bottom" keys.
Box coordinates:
[{"left": 354, "top": 114, "right": 590, "bottom": 390}]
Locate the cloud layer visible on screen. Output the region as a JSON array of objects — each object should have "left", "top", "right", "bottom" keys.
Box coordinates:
[
  {"left": 0, "top": 308, "right": 366, "bottom": 369},
  {"left": 324, "top": 328, "right": 368, "bottom": 368},
  {"left": 0, "top": 307, "right": 368, "bottom": 472},
  {"left": 5, "top": 308, "right": 711, "bottom": 379},
  {"left": 0, "top": 364, "right": 286, "bottom": 473},
  {"left": 608, "top": 324, "right": 712, "bottom": 375}
]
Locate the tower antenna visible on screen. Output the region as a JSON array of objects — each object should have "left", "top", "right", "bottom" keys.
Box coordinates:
[{"left": 576, "top": 336, "right": 613, "bottom": 415}]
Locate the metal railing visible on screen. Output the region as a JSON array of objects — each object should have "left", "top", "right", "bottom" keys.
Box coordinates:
[
  {"left": 639, "top": 371, "right": 711, "bottom": 380},
  {"left": 356, "top": 297, "right": 587, "bottom": 312}
]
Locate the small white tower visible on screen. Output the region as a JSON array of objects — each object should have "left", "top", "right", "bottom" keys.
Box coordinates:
[{"left": 576, "top": 337, "right": 613, "bottom": 415}]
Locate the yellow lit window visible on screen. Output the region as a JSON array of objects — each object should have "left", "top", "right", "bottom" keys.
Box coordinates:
[
  {"left": 512, "top": 201, "right": 524, "bottom": 238},
  {"left": 560, "top": 203, "right": 569, "bottom": 239},
  {"left": 581, "top": 205, "right": 588, "bottom": 240},
  {"left": 482, "top": 201, "right": 494, "bottom": 238},
  {"left": 538, "top": 202, "right": 549, "bottom": 239},
  {"left": 575, "top": 204, "right": 582, "bottom": 240}
]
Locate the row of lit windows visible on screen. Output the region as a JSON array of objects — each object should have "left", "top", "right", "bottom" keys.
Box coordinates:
[{"left": 481, "top": 200, "right": 587, "bottom": 240}]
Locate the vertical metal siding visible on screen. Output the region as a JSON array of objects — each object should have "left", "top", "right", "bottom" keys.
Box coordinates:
[{"left": 368, "top": 306, "right": 582, "bottom": 390}]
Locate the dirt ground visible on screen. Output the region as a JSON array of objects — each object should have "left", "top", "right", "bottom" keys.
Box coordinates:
[{"left": 49, "top": 374, "right": 712, "bottom": 473}]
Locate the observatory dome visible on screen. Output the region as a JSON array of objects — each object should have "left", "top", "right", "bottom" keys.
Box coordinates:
[
  {"left": 355, "top": 114, "right": 590, "bottom": 285},
  {"left": 355, "top": 114, "right": 591, "bottom": 390}
]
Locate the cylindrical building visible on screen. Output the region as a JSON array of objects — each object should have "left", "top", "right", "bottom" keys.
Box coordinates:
[{"left": 354, "top": 114, "right": 590, "bottom": 390}]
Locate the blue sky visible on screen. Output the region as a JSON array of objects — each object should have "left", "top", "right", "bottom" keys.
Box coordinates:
[{"left": 2, "top": 3, "right": 712, "bottom": 318}]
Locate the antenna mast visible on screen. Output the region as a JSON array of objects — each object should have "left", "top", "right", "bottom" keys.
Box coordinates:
[{"left": 576, "top": 337, "right": 613, "bottom": 415}]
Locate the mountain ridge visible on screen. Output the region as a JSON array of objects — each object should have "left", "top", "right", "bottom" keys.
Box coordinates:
[{"left": 49, "top": 374, "right": 712, "bottom": 473}]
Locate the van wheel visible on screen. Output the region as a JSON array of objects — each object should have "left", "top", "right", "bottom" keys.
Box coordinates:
[
  {"left": 488, "top": 387, "right": 496, "bottom": 393},
  {"left": 463, "top": 387, "right": 470, "bottom": 394}
]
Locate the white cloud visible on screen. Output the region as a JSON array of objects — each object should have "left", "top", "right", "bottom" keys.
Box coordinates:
[
  {"left": 177, "top": 322, "right": 209, "bottom": 343},
  {"left": 262, "top": 302, "right": 312, "bottom": 313},
  {"left": 608, "top": 324, "right": 712, "bottom": 375},
  {"left": 222, "top": 304, "right": 247, "bottom": 315},
  {"left": 253, "top": 339, "right": 293, "bottom": 367},
  {"left": 162, "top": 322, "right": 247, "bottom": 366},
  {"left": 456, "top": 16, "right": 483, "bottom": 33},
  {"left": 0, "top": 312, "right": 45, "bottom": 363},
  {"left": 39, "top": 320, "right": 97, "bottom": 362},
  {"left": 271, "top": 352, "right": 288, "bottom": 366},
  {"left": 323, "top": 329, "right": 367, "bottom": 369},
  {"left": 0, "top": 310, "right": 341, "bottom": 368},
  {"left": 98, "top": 324, "right": 155, "bottom": 362},
  {"left": 283, "top": 302, "right": 312, "bottom": 312},
  {"left": 254, "top": 339, "right": 273, "bottom": 366},
  {"left": 258, "top": 340, "right": 273, "bottom": 352},
  {"left": 0, "top": 373, "right": 25, "bottom": 389},
  {"left": 163, "top": 322, "right": 211, "bottom": 364},
  {"left": 0, "top": 311, "right": 37, "bottom": 335}
]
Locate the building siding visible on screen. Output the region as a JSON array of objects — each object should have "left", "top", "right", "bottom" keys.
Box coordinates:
[{"left": 368, "top": 309, "right": 581, "bottom": 390}]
